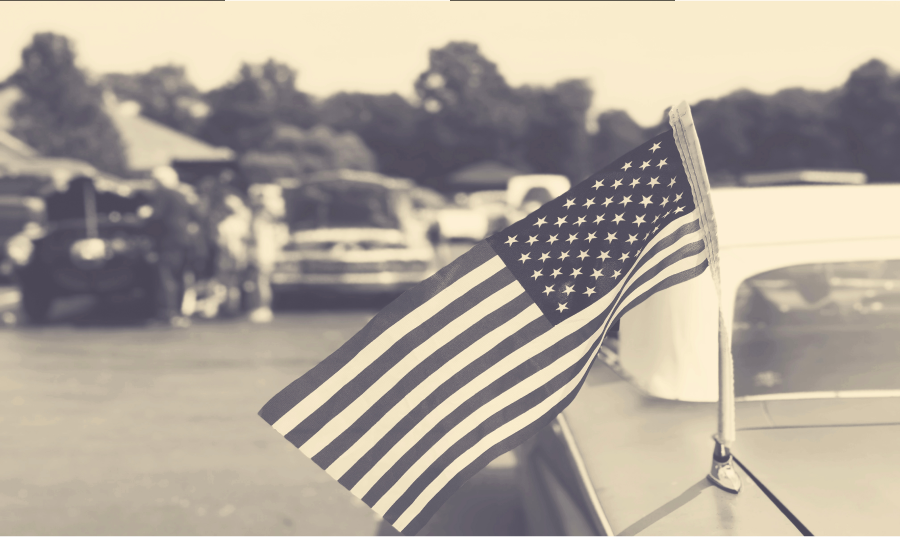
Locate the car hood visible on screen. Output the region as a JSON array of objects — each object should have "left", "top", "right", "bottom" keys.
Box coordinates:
[{"left": 561, "top": 360, "right": 900, "bottom": 535}]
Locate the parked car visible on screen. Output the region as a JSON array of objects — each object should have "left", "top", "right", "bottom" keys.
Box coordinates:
[
  {"left": 6, "top": 175, "right": 161, "bottom": 323},
  {"left": 270, "top": 171, "right": 442, "bottom": 300},
  {"left": 515, "top": 183, "right": 900, "bottom": 536}
]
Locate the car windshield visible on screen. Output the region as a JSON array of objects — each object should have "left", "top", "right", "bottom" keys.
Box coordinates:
[
  {"left": 284, "top": 180, "right": 401, "bottom": 231},
  {"left": 732, "top": 259, "right": 900, "bottom": 397}
]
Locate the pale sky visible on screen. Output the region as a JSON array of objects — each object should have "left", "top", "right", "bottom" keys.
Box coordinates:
[{"left": 3, "top": 2, "right": 900, "bottom": 127}]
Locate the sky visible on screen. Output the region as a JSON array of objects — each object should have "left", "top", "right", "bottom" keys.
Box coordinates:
[{"left": 3, "top": 2, "right": 900, "bottom": 128}]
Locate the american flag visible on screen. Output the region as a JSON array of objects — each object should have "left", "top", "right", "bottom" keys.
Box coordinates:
[{"left": 259, "top": 105, "right": 717, "bottom": 535}]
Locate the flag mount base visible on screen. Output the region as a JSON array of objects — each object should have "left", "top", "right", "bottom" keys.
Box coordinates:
[{"left": 707, "top": 439, "right": 742, "bottom": 494}]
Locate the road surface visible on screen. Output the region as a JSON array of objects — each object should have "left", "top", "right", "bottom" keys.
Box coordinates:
[{"left": 0, "top": 288, "right": 525, "bottom": 536}]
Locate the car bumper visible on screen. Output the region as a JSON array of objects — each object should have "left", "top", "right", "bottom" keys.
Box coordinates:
[{"left": 270, "top": 270, "right": 433, "bottom": 294}]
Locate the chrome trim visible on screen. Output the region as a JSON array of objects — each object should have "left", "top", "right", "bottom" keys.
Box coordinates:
[
  {"left": 555, "top": 414, "right": 615, "bottom": 536},
  {"left": 735, "top": 390, "right": 900, "bottom": 402}
]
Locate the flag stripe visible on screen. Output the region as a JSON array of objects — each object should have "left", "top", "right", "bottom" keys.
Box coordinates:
[
  {"left": 400, "top": 353, "right": 594, "bottom": 535},
  {"left": 311, "top": 291, "right": 538, "bottom": 469},
  {"left": 336, "top": 313, "right": 552, "bottom": 490},
  {"left": 615, "top": 259, "right": 711, "bottom": 324},
  {"left": 258, "top": 241, "right": 497, "bottom": 426},
  {"left": 284, "top": 267, "right": 516, "bottom": 447}
]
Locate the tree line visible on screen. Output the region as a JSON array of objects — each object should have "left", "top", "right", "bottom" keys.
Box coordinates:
[{"left": 5, "top": 32, "right": 900, "bottom": 187}]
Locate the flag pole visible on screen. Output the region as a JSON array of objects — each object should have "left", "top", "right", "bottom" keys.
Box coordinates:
[{"left": 668, "top": 102, "right": 741, "bottom": 494}]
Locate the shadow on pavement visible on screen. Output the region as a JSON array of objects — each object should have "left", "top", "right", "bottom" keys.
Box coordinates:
[{"left": 375, "top": 467, "right": 526, "bottom": 536}]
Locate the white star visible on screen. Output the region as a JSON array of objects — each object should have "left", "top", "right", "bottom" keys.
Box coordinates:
[
  {"left": 643, "top": 232, "right": 650, "bottom": 240},
  {"left": 612, "top": 179, "right": 623, "bottom": 189},
  {"left": 668, "top": 177, "right": 677, "bottom": 188},
  {"left": 519, "top": 252, "right": 531, "bottom": 263},
  {"left": 633, "top": 214, "right": 646, "bottom": 227},
  {"left": 626, "top": 234, "right": 638, "bottom": 245},
  {"left": 657, "top": 158, "right": 668, "bottom": 169},
  {"left": 584, "top": 287, "right": 597, "bottom": 297},
  {"left": 648, "top": 176, "right": 661, "bottom": 188},
  {"left": 547, "top": 234, "right": 559, "bottom": 245},
  {"left": 660, "top": 196, "right": 670, "bottom": 207},
  {"left": 563, "top": 198, "right": 576, "bottom": 209},
  {"left": 555, "top": 216, "right": 568, "bottom": 227},
  {"left": 639, "top": 160, "right": 651, "bottom": 170},
  {"left": 551, "top": 267, "right": 563, "bottom": 278},
  {"left": 593, "top": 214, "right": 605, "bottom": 225},
  {"left": 562, "top": 285, "right": 575, "bottom": 296},
  {"left": 674, "top": 192, "right": 683, "bottom": 202},
  {"left": 505, "top": 236, "right": 517, "bottom": 246},
  {"left": 604, "top": 232, "right": 617, "bottom": 244},
  {"left": 526, "top": 235, "right": 539, "bottom": 246},
  {"left": 566, "top": 233, "right": 578, "bottom": 244},
  {"left": 612, "top": 269, "right": 622, "bottom": 279},
  {"left": 674, "top": 206, "right": 685, "bottom": 214},
  {"left": 612, "top": 213, "right": 625, "bottom": 224},
  {"left": 630, "top": 177, "right": 641, "bottom": 188},
  {"left": 577, "top": 250, "right": 590, "bottom": 261},
  {"left": 531, "top": 269, "right": 543, "bottom": 280},
  {"left": 543, "top": 285, "right": 555, "bottom": 296},
  {"left": 664, "top": 210, "right": 671, "bottom": 217},
  {"left": 534, "top": 216, "right": 547, "bottom": 228},
  {"left": 583, "top": 198, "right": 596, "bottom": 208},
  {"left": 619, "top": 195, "right": 632, "bottom": 207},
  {"left": 574, "top": 216, "right": 587, "bottom": 227},
  {"left": 650, "top": 142, "right": 661, "bottom": 153},
  {"left": 539, "top": 252, "right": 551, "bottom": 262},
  {"left": 557, "top": 302, "right": 568, "bottom": 313},
  {"left": 653, "top": 225, "right": 659, "bottom": 233},
  {"left": 639, "top": 195, "right": 653, "bottom": 208},
  {"left": 653, "top": 215, "right": 660, "bottom": 223},
  {"left": 570, "top": 267, "right": 582, "bottom": 278},
  {"left": 592, "top": 179, "right": 604, "bottom": 190},
  {"left": 602, "top": 197, "right": 614, "bottom": 207},
  {"left": 559, "top": 250, "right": 570, "bottom": 261},
  {"left": 619, "top": 252, "right": 630, "bottom": 262},
  {"left": 586, "top": 232, "right": 597, "bottom": 243},
  {"left": 591, "top": 268, "right": 604, "bottom": 279},
  {"left": 598, "top": 250, "right": 611, "bottom": 261},
  {"left": 621, "top": 161, "right": 632, "bottom": 171}
]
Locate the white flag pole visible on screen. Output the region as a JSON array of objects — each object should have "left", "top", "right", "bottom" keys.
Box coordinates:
[{"left": 668, "top": 102, "right": 741, "bottom": 493}]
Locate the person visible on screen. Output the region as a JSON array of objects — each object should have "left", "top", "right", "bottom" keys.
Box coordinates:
[
  {"left": 147, "top": 166, "right": 194, "bottom": 328},
  {"left": 246, "top": 184, "right": 286, "bottom": 323}
]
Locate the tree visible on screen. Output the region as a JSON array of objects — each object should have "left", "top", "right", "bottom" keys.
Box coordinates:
[
  {"left": 589, "top": 110, "right": 649, "bottom": 173},
  {"left": 836, "top": 59, "right": 900, "bottom": 183},
  {"left": 8, "top": 32, "right": 128, "bottom": 175},
  {"left": 199, "top": 59, "right": 317, "bottom": 153},
  {"left": 102, "top": 65, "right": 208, "bottom": 135},
  {"left": 318, "top": 92, "right": 425, "bottom": 178},
  {"left": 413, "top": 42, "right": 530, "bottom": 181}
]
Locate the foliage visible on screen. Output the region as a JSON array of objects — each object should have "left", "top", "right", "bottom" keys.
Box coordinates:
[
  {"left": 8, "top": 32, "right": 129, "bottom": 175},
  {"left": 102, "top": 65, "right": 207, "bottom": 135}
]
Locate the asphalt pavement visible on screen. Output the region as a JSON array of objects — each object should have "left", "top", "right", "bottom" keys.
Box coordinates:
[{"left": 0, "top": 285, "right": 526, "bottom": 536}]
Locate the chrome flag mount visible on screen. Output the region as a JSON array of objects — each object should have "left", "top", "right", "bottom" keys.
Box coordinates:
[{"left": 259, "top": 102, "right": 727, "bottom": 534}]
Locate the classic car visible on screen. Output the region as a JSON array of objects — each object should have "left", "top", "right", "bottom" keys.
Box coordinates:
[
  {"left": 515, "top": 183, "right": 900, "bottom": 536},
  {"left": 270, "top": 171, "right": 442, "bottom": 300},
  {"left": 6, "top": 174, "right": 162, "bottom": 323}
]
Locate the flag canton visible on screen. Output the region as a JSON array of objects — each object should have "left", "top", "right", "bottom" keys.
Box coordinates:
[{"left": 486, "top": 131, "right": 697, "bottom": 325}]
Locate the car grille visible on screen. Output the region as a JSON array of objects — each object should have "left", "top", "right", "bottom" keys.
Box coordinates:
[{"left": 299, "top": 260, "right": 430, "bottom": 274}]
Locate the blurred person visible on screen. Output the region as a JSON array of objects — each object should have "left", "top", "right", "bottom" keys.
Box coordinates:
[
  {"left": 246, "top": 184, "right": 287, "bottom": 323},
  {"left": 148, "top": 165, "right": 194, "bottom": 328}
]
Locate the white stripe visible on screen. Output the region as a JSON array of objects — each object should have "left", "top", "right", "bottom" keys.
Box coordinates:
[
  {"left": 272, "top": 256, "right": 505, "bottom": 435},
  {"left": 372, "top": 321, "right": 603, "bottom": 516},
  {"left": 611, "top": 249, "right": 709, "bottom": 322},
  {"left": 300, "top": 282, "right": 525, "bottom": 456},
  {"left": 392, "top": 343, "right": 597, "bottom": 531},
  {"left": 351, "top": 217, "right": 703, "bottom": 498},
  {"left": 325, "top": 303, "right": 544, "bottom": 478}
]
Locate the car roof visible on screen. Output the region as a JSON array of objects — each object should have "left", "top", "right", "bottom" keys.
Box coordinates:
[{"left": 711, "top": 184, "right": 900, "bottom": 249}]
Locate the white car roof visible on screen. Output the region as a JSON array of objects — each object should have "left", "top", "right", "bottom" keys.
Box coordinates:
[{"left": 712, "top": 184, "right": 900, "bottom": 249}]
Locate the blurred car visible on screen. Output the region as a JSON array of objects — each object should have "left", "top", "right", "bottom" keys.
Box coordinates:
[
  {"left": 504, "top": 174, "right": 571, "bottom": 225},
  {"left": 515, "top": 183, "right": 900, "bottom": 536},
  {"left": 6, "top": 174, "right": 160, "bottom": 323},
  {"left": 271, "top": 171, "right": 441, "bottom": 299}
]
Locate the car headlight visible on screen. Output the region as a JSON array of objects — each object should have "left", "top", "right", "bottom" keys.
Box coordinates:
[
  {"left": 69, "top": 238, "right": 108, "bottom": 263},
  {"left": 6, "top": 234, "right": 34, "bottom": 266}
]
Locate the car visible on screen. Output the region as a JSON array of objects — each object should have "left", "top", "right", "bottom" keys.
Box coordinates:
[
  {"left": 505, "top": 174, "right": 571, "bottom": 225},
  {"left": 515, "top": 183, "right": 900, "bottom": 536},
  {"left": 6, "top": 174, "right": 162, "bottom": 323},
  {"left": 270, "top": 170, "right": 442, "bottom": 300}
]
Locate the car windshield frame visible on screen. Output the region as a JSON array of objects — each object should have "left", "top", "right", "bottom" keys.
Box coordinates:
[{"left": 283, "top": 180, "right": 403, "bottom": 231}]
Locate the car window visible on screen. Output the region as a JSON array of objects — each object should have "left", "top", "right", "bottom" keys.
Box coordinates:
[
  {"left": 732, "top": 259, "right": 900, "bottom": 396},
  {"left": 284, "top": 181, "right": 401, "bottom": 231}
]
